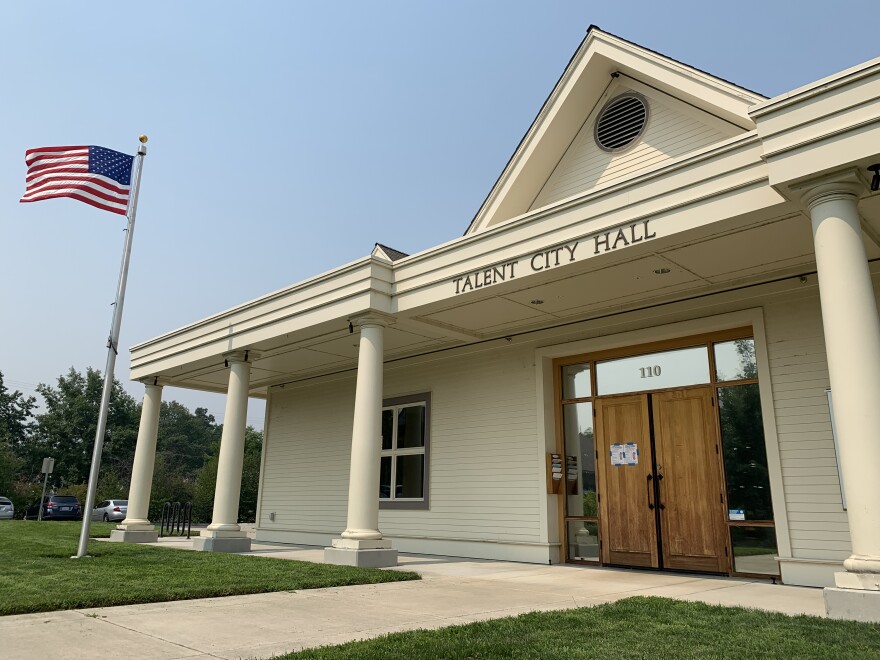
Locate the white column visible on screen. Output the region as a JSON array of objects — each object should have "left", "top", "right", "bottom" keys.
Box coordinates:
[
  {"left": 194, "top": 350, "right": 256, "bottom": 553},
  {"left": 325, "top": 315, "right": 397, "bottom": 567},
  {"left": 343, "top": 319, "right": 386, "bottom": 540},
  {"left": 111, "top": 380, "right": 163, "bottom": 543},
  {"left": 802, "top": 174, "right": 880, "bottom": 616}
]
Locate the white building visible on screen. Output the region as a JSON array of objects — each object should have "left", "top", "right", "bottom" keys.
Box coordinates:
[{"left": 114, "top": 28, "right": 880, "bottom": 621}]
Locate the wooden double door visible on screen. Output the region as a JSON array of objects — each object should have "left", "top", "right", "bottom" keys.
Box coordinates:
[{"left": 595, "top": 386, "right": 729, "bottom": 573}]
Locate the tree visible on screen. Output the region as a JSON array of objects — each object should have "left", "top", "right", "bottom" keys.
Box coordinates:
[
  {"left": 0, "top": 372, "right": 36, "bottom": 497},
  {"left": 31, "top": 367, "right": 139, "bottom": 487},
  {"left": 156, "top": 402, "right": 220, "bottom": 474},
  {"left": 193, "top": 427, "right": 262, "bottom": 523}
]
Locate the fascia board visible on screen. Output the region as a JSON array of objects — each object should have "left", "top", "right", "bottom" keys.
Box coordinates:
[
  {"left": 466, "top": 32, "right": 606, "bottom": 236},
  {"left": 129, "top": 289, "right": 375, "bottom": 380},
  {"left": 594, "top": 33, "right": 764, "bottom": 126},
  {"left": 394, "top": 148, "right": 786, "bottom": 316},
  {"left": 750, "top": 56, "right": 880, "bottom": 119},
  {"left": 750, "top": 59, "right": 880, "bottom": 188},
  {"left": 130, "top": 255, "right": 376, "bottom": 352},
  {"left": 466, "top": 29, "right": 764, "bottom": 236},
  {"left": 393, "top": 134, "right": 782, "bottom": 311},
  {"left": 130, "top": 258, "right": 391, "bottom": 372},
  {"left": 752, "top": 63, "right": 880, "bottom": 145}
]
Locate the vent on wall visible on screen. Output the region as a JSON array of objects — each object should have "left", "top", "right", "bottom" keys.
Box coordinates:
[{"left": 594, "top": 93, "right": 648, "bottom": 153}]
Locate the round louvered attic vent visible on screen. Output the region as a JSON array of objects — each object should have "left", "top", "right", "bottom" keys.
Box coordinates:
[{"left": 594, "top": 93, "right": 648, "bottom": 152}]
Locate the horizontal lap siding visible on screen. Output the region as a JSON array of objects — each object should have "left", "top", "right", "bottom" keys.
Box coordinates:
[
  {"left": 530, "top": 86, "right": 731, "bottom": 210},
  {"left": 259, "top": 345, "right": 541, "bottom": 544},
  {"left": 381, "top": 347, "right": 539, "bottom": 541},
  {"left": 764, "top": 293, "right": 850, "bottom": 561},
  {"left": 259, "top": 379, "right": 355, "bottom": 533}
]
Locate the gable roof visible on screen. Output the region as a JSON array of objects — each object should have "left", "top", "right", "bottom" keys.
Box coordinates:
[
  {"left": 464, "top": 26, "right": 767, "bottom": 236},
  {"left": 372, "top": 243, "right": 410, "bottom": 262}
]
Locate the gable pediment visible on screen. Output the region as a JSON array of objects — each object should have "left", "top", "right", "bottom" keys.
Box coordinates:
[
  {"left": 529, "top": 76, "right": 744, "bottom": 211},
  {"left": 465, "top": 27, "right": 766, "bottom": 235}
]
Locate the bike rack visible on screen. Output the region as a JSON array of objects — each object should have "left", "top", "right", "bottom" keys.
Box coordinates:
[{"left": 159, "top": 501, "right": 193, "bottom": 539}]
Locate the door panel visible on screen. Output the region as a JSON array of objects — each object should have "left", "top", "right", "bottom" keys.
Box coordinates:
[
  {"left": 595, "top": 395, "right": 657, "bottom": 568},
  {"left": 652, "top": 387, "right": 728, "bottom": 573}
]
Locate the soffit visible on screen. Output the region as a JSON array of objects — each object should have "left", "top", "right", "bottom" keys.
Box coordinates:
[
  {"left": 151, "top": 324, "right": 454, "bottom": 395},
  {"left": 411, "top": 210, "right": 832, "bottom": 339},
  {"left": 138, "top": 201, "right": 880, "bottom": 395}
]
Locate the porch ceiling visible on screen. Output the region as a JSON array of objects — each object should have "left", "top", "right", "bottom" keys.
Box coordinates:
[
  {"left": 141, "top": 193, "right": 880, "bottom": 396},
  {"left": 407, "top": 201, "right": 880, "bottom": 337}
]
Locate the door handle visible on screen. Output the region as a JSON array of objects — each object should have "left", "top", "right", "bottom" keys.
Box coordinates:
[
  {"left": 646, "top": 473, "right": 655, "bottom": 510},
  {"left": 656, "top": 472, "right": 666, "bottom": 510}
]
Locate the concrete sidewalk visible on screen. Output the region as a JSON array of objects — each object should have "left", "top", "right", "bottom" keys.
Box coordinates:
[{"left": 4, "top": 542, "right": 825, "bottom": 660}]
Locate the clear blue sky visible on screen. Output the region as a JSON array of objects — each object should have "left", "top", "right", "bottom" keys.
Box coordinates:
[{"left": 1, "top": 1, "right": 876, "bottom": 429}]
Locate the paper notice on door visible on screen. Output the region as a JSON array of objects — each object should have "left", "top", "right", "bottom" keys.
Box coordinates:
[
  {"left": 610, "top": 443, "right": 638, "bottom": 466},
  {"left": 728, "top": 509, "right": 746, "bottom": 521}
]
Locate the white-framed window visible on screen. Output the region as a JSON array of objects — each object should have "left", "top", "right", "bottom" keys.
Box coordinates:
[{"left": 380, "top": 393, "right": 430, "bottom": 510}]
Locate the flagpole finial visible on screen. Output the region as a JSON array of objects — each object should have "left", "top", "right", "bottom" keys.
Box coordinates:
[{"left": 139, "top": 135, "right": 148, "bottom": 144}]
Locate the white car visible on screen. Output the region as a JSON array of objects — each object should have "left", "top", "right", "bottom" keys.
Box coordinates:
[
  {"left": 92, "top": 499, "right": 128, "bottom": 522},
  {"left": 0, "top": 497, "right": 13, "bottom": 520}
]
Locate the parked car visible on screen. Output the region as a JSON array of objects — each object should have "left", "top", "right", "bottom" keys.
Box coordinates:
[
  {"left": 0, "top": 497, "right": 13, "bottom": 520},
  {"left": 92, "top": 499, "right": 128, "bottom": 522},
  {"left": 23, "top": 495, "right": 82, "bottom": 520}
]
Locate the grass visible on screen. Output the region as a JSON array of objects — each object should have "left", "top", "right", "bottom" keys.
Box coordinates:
[
  {"left": 284, "top": 596, "right": 880, "bottom": 659},
  {"left": 0, "top": 520, "right": 418, "bottom": 616}
]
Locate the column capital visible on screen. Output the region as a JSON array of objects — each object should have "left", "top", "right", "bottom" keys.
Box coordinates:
[
  {"left": 223, "top": 349, "right": 261, "bottom": 365},
  {"left": 350, "top": 312, "right": 396, "bottom": 330},
  {"left": 137, "top": 376, "right": 170, "bottom": 388},
  {"left": 791, "top": 168, "right": 866, "bottom": 210}
]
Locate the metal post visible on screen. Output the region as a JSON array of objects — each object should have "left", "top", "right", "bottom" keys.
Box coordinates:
[
  {"left": 37, "top": 457, "right": 54, "bottom": 522},
  {"left": 37, "top": 471, "right": 49, "bottom": 521},
  {"left": 73, "top": 137, "right": 148, "bottom": 559}
]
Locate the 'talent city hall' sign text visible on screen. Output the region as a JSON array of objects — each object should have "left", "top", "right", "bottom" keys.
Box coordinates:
[{"left": 452, "top": 219, "right": 657, "bottom": 295}]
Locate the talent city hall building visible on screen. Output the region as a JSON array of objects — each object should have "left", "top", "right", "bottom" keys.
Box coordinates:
[{"left": 113, "top": 28, "right": 880, "bottom": 620}]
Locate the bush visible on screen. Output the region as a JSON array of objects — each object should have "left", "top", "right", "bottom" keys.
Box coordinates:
[{"left": 10, "top": 480, "right": 42, "bottom": 518}]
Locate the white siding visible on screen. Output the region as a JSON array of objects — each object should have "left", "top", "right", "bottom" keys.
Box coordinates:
[
  {"left": 257, "top": 282, "right": 861, "bottom": 572},
  {"left": 259, "top": 344, "right": 542, "bottom": 553},
  {"left": 530, "top": 84, "right": 738, "bottom": 210},
  {"left": 764, "top": 292, "right": 850, "bottom": 562}
]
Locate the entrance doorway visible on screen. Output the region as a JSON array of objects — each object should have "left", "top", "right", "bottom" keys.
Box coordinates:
[
  {"left": 555, "top": 329, "right": 780, "bottom": 578},
  {"left": 595, "top": 387, "right": 727, "bottom": 572}
]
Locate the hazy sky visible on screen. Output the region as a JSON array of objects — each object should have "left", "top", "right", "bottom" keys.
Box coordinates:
[{"left": 1, "top": 2, "right": 876, "bottom": 429}]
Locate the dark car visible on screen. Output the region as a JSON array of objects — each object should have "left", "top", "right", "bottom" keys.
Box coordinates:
[{"left": 24, "top": 495, "right": 82, "bottom": 520}]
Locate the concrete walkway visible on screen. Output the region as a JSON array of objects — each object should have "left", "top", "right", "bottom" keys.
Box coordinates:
[{"left": 4, "top": 539, "right": 825, "bottom": 660}]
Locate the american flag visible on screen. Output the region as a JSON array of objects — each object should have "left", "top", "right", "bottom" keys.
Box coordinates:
[{"left": 20, "top": 145, "right": 135, "bottom": 215}]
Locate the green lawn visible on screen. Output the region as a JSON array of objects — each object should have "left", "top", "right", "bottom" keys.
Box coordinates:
[
  {"left": 0, "top": 520, "right": 418, "bottom": 616},
  {"left": 285, "top": 597, "right": 880, "bottom": 659}
]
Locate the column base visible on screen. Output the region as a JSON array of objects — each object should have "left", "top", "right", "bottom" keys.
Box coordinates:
[
  {"left": 193, "top": 529, "right": 251, "bottom": 553},
  {"left": 324, "top": 537, "right": 397, "bottom": 568},
  {"left": 109, "top": 529, "right": 158, "bottom": 544},
  {"left": 835, "top": 570, "right": 880, "bottom": 590},
  {"left": 825, "top": 587, "right": 880, "bottom": 623}
]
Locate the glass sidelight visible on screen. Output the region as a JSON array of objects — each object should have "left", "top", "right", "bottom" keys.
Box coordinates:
[
  {"left": 716, "top": 373, "right": 779, "bottom": 576},
  {"left": 560, "top": 366, "right": 599, "bottom": 563}
]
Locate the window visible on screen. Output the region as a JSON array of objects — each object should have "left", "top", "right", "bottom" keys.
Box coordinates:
[{"left": 380, "top": 393, "right": 430, "bottom": 510}]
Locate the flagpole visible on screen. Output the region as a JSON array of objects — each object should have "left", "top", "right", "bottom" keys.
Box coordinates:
[{"left": 74, "top": 135, "right": 148, "bottom": 559}]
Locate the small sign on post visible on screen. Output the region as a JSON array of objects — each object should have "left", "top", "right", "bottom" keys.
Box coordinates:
[{"left": 37, "top": 457, "right": 55, "bottom": 522}]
